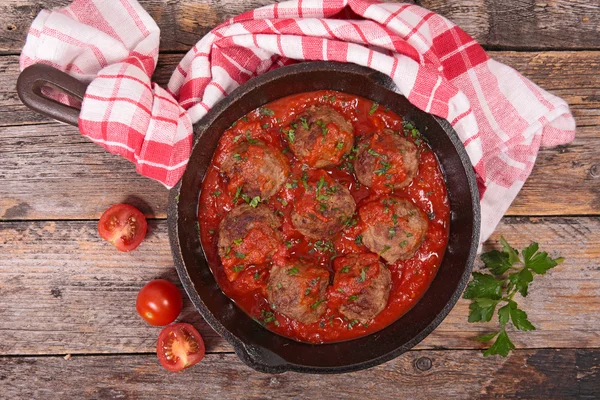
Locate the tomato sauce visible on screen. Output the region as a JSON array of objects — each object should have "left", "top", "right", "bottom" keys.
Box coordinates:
[{"left": 198, "top": 90, "right": 449, "bottom": 343}]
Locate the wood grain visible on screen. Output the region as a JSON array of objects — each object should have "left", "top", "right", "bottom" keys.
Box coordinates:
[
  {"left": 2, "top": 0, "right": 598, "bottom": 53},
  {"left": 1, "top": 349, "right": 599, "bottom": 399},
  {"left": 1, "top": 217, "right": 598, "bottom": 356},
  {"left": 2, "top": 51, "right": 599, "bottom": 219},
  {"left": 419, "top": 0, "right": 600, "bottom": 50}
]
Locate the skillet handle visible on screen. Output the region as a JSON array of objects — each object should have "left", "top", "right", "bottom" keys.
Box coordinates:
[{"left": 17, "top": 64, "right": 88, "bottom": 127}]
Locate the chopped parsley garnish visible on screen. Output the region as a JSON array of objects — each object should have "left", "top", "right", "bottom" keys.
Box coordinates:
[
  {"left": 311, "top": 299, "right": 325, "bottom": 309},
  {"left": 233, "top": 238, "right": 243, "bottom": 245},
  {"left": 245, "top": 131, "right": 258, "bottom": 144},
  {"left": 287, "top": 266, "right": 300, "bottom": 275},
  {"left": 301, "top": 172, "right": 310, "bottom": 191},
  {"left": 277, "top": 197, "right": 288, "bottom": 207},
  {"left": 285, "top": 128, "right": 295, "bottom": 143},
  {"left": 348, "top": 319, "right": 359, "bottom": 329},
  {"left": 399, "top": 240, "right": 408, "bottom": 248},
  {"left": 315, "top": 120, "right": 328, "bottom": 136},
  {"left": 374, "top": 160, "right": 392, "bottom": 176},
  {"left": 368, "top": 102, "right": 379, "bottom": 115},
  {"left": 259, "top": 107, "right": 275, "bottom": 116},
  {"left": 341, "top": 266, "right": 351, "bottom": 273},
  {"left": 212, "top": 190, "right": 222, "bottom": 197},
  {"left": 348, "top": 295, "right": 358, "bottom": 302},
  {"left": 337, "top": 288, "right": 345, "bottom": 293},
  {"left": 233, "top": 153, "right": 242, "bottom": 161},
  {"left": 305, "top": 288, "right": 312, "bottom": 296},
  {"left": 300, "top": 117, "right": 309, "bottom": 130},
  {"left": 276, "top": 283, "right": 283, "bottom": 289},
  {"left": 232, "top": 265, "right": 244, "bottom": 273},
  {"left": 233, "top": 133, "right": 243, "bottom": 142},
  {"left": 249, "top": 196, "right": 261, "bottom": 208},
  {"left": 208, "top": 230, "right": 215, "bottom": 235},
  {"left": 336, "top": 141, "right": 345, "bottom": 150},
  {"left": 314, "top": 240, "right": 334, "bottom": 253},
  {"left": 380, "top": 245, "right": 391, "bottom": 255},
  {"left": 367, "top": 148, "right": 384, "bottom": 158},
  {"left": 388, "top": 227, "right": 397, "bottom": 239},
  {"left": 233, "top": 186, "right": 242, "bottom": 203},
  {"left": 355, "top": 234, "right": 363, "bottom": 245},
  {"left": 286, "top": 179, "right": 299, "bottom": 189},
  {"left": 235, "top": 252, "right": 246, "bottom": 259},
  {"left": 253, "top": 272, "right": 261, "bottom": 280},
  {"left": 358, "top": 268, "right": 367, "bottom": 283}
]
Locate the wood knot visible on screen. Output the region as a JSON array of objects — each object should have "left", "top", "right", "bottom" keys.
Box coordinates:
[
  {"left": 415, "top": 356, "right": 432, "bottom": 371},
  {"left": 6, "top": 24, "right": 16, "bottom": 31},
  {"left": 589, "top": 164, "right": 599, "bottom": 178}
]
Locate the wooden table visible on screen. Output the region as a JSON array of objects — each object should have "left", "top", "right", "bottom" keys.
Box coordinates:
[{"left": 1, "top": 1, "right": 599, "bottom": 398}]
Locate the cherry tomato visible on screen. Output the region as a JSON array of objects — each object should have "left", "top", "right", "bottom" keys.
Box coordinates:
[
  {"left": 157, "top": 323, "right": 205, "bottom": 372},
  {"left": 98, "top": 204, "right": 147, "bottom": 252},
  {"left": 136, "top": 279, "right": 183, "bottom": 326}
]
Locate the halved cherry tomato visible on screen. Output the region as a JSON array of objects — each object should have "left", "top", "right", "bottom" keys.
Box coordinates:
[
  {"left": 98, "top": 204, "right": 147, "bottom": 252},
  {"left": 136, "top": 279, "right": 183, "bottom": 326},
  {"left": 157, "top": 323, "right": 205, "bottom": 372}
]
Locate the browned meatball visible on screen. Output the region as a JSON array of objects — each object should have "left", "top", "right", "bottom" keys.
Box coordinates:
[
  {"left": 266, "top": 262, "right": 330, "bottom": 324},
  {"left": 218, "top": 204, "right": 282, "bottom": 281},
  {"left": 291, "top": 170, "right": 356, "bottom": 239},
  {"left": 354, "top": 129, "right": 419, "bottom": 192},
  {"left": 220, "top": 140, "right": 289, "bottom": 199},
  {"left": 288, "top": 105, "right": 354, "bottom": 168},
  {"left": 359, "top": 197, "right": 428, "bottom": 264},
  {"left": 331, "top": 253, "right": 392, "bottom": 324}
]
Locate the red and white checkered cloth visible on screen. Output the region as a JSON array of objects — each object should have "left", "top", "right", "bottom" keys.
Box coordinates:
[{"left": 20, "top": 0, "right": 575, "bottom": 242}]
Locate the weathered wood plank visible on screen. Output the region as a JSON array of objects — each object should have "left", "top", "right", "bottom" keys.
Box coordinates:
[
  {"left": 419, "top": 0, "right": 600, "bottom": 50},
  {"left": 1, "top": 217, "right": 598, "bottom": 355},
  {"left": 2, "top": 0, "right": 598, "bottom": 53},
  {"left": 1, "top": 350, "right": 599, "bottom": 399}
]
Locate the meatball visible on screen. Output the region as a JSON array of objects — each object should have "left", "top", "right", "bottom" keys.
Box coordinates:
[
  {"left": 288, "top": 105, "right": 354, "bottom": 168},
  {"left": 267, "top": 262, "right": 330, "bottom": 324},
  {"left": 332, "top": 253, "right": 392, "bottom": 324},
  {"left": 354, "top": 129, "right": 419, "bottom": 192},
  {"left": 218, "top": 204, "right": 282, "bottom": 281},
  {"left": 291, "top": 170, "right": 356, "bottom": 239},
  {"left": 220, "top": 140, "right": 289, "bottom": 200},
  {"left": 359, "top": 197, "right": 428, "bottom": 264}
]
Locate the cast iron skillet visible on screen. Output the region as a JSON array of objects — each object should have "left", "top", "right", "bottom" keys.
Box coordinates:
[{"left": 17, "top": 61, "right": 480, "bottom": 374}]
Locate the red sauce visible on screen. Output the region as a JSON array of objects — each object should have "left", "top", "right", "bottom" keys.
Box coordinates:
[{"left": 198, "top": 90, "right": 450, "bottom": 343}]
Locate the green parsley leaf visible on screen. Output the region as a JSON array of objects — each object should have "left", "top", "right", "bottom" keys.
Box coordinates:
[
  {"left": 483, "top": 330, "right": 515, "bottom": 357},
  {"left": 510, "top": 307, "right": 536, "bottom": 331},
  {"left": 358, "top": 268, "right": 367, "bottom": 283},
  {"left": 348, "top": 295, "right": 358, "bottom": 302},
  {"left": 355, "top": 234, "right": 363, "bottom": 245},
  {"left": 468, "top": 298, "right": 498, "bottom": 322},
  {"left": 501, "top": 236, "right": 520, "bottom": 265},
  {"left": 463, "top": 272, "right": 503, "bottom": 300},
  {"left": 287, "top": 266, "right": 300, "bottom": 275},
  {"left": 341, "top": 266, "right": 351, "bottom": 273},
  {"left": 481, "top": 250, "right": 512, "bottom": 275},
  {"left": 476, "top": 331, "right": 499, "bottom": 342}
]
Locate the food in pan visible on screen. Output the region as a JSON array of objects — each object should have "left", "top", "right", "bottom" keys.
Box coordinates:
[{"left": 199, "top": 90, "right": 449, "bottom": 343}]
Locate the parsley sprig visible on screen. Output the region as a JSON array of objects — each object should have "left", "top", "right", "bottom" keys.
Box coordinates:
[{"left": 464, "top": 236, "right": 564, "bottom": 357}]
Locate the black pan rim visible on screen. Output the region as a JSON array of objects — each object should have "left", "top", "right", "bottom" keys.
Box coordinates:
[{"left": 168, "top": 61, "right": 480, "bottom": 374}]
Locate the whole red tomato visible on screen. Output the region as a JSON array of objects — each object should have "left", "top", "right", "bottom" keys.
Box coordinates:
[
  {"left": 98, "top": 204, "right": 147, "bottom": 252},
  {"left": 136, "top": 279, "right": 183, "bottom": 326}
]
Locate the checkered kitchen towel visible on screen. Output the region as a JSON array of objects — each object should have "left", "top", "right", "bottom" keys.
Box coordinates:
[{"left": 20, "top": 0, "right": 575, "bottom": 242}]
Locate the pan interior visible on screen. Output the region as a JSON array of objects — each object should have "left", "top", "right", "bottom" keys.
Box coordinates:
[{"left": 170, "top": 62, "right": 479, "bottom": 373}]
